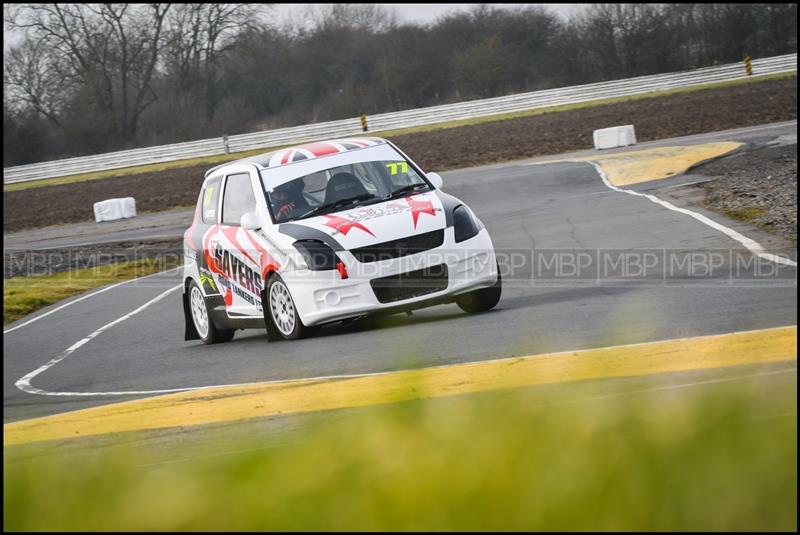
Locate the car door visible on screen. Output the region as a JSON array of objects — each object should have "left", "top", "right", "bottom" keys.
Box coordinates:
[
  {"left": 192, "top": 175, "right": 223, "bottom": 296},
  {"left": 215, "top": 172, "right": 264, "bottom": 318}
]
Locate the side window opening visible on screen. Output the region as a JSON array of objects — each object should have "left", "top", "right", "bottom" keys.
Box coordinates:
[
  {"left": 201, "top": 177, "right": 222, "bottom": 224},
  {"left": 222, "top": 173, "right": 257, "bottom": 226}
]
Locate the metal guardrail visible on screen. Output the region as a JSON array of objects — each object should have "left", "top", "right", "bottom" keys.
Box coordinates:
[{"left": 4, "top": 53, "right": 796, "bottom": 184}]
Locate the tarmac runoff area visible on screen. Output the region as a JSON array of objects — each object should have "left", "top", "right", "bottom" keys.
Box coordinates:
[{"left": 3, "top": 124, "right": 797, "bottom": 444}]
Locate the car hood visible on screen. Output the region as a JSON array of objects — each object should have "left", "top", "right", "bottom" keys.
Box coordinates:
[{"left": 282, "top": 191, "right": 447, "bottom": 249}]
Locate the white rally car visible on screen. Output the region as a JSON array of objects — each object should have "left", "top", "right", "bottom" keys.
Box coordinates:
[{"left": 182, "top": 137, "right": 501, "bottom": 344}]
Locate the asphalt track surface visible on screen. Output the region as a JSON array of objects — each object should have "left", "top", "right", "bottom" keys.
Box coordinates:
[{"left": 3, "top": 122, "right": 797, "bottom": 423}]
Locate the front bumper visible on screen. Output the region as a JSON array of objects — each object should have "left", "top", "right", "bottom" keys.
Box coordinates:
[{"left": 282, "top": 227, "right": 498, "bottom": 326}]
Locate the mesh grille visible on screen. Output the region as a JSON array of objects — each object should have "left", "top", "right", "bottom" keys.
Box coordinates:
[
  {"left": 370, "top": 264, "right": 449, "bottom": 304},
  {"left": 351, "top": 229, "right": 444, "bottom": 263}
]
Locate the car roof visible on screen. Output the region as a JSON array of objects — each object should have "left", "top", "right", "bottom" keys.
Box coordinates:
[{"left": 205, "top": 137, "right": 388, "bottom": 179}]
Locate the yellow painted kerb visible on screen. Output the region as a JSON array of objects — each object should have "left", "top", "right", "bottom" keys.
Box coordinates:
[
  {"left": 543, "top": 141, "right": 743, "bottom": 186},
  {"left": 4, "top": 325, "right": 795, "bottom": 446}
]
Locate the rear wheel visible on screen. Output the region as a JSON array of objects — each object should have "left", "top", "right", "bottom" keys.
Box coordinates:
[
  {"left": 455, "top": 262, "right": 502, "bottom": 313},
  {"left": 265, "top": 274, "right": 311, "bottom": 341},
  {"left": 189, "top": 280, "right": 235, "bottom": 344}
]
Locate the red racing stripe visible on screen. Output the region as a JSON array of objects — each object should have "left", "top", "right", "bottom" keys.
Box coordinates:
[
  {"left": 240, "top": 229, "right": 281, "bottom": 279},
  {"left": 203, "top": 224, "right": 223, "bottom": 274},
  {"left": 299, "top": 142, "right": 340, "bottom": 157},
  {"left": 220, "top": 226, "right": 259, "bottom": 267},
  {"left": 323, "top": 214, "right": 375, "bottom": 237}
]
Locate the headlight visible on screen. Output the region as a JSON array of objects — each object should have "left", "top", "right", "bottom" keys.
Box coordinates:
[
  {"left": 453, "top": 205, "right": 481, "bottom": 243},
  {"left": 293, "top": 240, "right": 342, "bottom": 270}
]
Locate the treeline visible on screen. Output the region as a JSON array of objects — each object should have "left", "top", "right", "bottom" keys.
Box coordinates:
[{"left": 4, "top": 3, "right": 797, "bottom": 167}]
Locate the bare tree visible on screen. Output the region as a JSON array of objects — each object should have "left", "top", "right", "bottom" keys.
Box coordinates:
[
  {"left": 9, "top": 3, "right": 172, "bottom": 144},
  {"left": 4, "top": 37, "right": 69, "bottom": 127},
  {"left": 310, "top": 4, "right": 398, "bottom": 33},
  {"left": 4, "top": 3, "right": 796, "bottom": 166},
  {"left": 757, "top": 3, "right": 797, "bottom": 55},
  {"left": 164, "top": 4, "right": 256, "bottom": 121},
  {"left": 454, "top": 36, "right": 510, "bottom": 98}
]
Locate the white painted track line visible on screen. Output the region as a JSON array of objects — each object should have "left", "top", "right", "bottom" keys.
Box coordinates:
[
  {"left": 15, "top": 284, "right": 184, "bottom": 396},
  {"left": 3, "top": 267, "right": 181, "bottom": 335},
  {"left": 589, "top": 162, "right": 797, "bottom": 268}
]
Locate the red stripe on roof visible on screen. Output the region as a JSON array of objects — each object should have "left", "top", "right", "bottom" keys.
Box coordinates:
[
  {"left": 300, "top": 142, "right": 340, "bottom": 157},
  {"left": 280, "top": 150, "right": 293, "bottom": 165}
]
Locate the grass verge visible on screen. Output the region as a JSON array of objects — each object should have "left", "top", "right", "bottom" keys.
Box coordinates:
[
  {"left": 3, "top": 256, "right": 182, "bottom": 326},
  {"left": 715, "top": 205, "right": 796, "bottom": 244},
  {"left": 719, "top": 206, "right": 769, "bottom": 223},
  {"left": 5, "top": 72, "right": 796, "bottom": 193},
  {"left": 4, "top": 363, "right": 796, "bottom": 530}
]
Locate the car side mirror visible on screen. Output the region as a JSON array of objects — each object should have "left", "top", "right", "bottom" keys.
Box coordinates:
[
  {"left": 240, "top": 211, "right": 261, "bottom": 230},
  {"left": 427, "top": 172, "right": 444, "bottom": 189}
]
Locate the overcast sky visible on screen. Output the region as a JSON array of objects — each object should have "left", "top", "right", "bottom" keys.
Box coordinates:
[
  {"left": 272, "top": 3, "right": 588, "bottom": 25},
  {"left": 4, "top": 4, "right": 590, "bottom": 50}
]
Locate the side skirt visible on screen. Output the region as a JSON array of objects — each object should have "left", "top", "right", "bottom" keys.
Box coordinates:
[{"left": 206, "top": 294, "right": 266, "bottom": 330}]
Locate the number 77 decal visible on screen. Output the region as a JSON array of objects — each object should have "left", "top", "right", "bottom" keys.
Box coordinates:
[{"left": 386, "top": 162, "right": 408, "bottom": 175}]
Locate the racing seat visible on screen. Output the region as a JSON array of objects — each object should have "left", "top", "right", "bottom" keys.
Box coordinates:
[{"left": 324, "top": 172, "right": 370, "bottom": 205}]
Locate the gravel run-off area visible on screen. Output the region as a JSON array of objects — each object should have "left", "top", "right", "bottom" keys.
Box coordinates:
[{"left": 694, "top": 144, "right": 797, "bottom": 242}]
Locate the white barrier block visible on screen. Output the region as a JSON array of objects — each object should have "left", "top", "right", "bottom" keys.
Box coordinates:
[
  {"left": 593, "top": 125, "right": 637, "bottom": 150},
  {"left": 94, "top": 197, "right": 137, "bottom": 222},
  {"left": 120, "top": 197, "right": 137, "bottom": 218}
]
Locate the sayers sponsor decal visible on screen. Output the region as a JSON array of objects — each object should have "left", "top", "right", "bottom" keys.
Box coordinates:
[
  {"left": 213, "top": 244, "right": 263, "bottom": 307},
  {"left": 347, "top": 200, "right": 412, "bottom": 221}
]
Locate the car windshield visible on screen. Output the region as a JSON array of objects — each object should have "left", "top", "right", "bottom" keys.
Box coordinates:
[{"left": 267, "top": 159, "right": 431, "bottom": 223}]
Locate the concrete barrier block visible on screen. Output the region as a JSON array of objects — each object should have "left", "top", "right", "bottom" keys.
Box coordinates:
[
  {"left": 94, "top": 197, "right": 137, "bottom": 222},
  {"left": 593, "top": 125, "right": 637, "bottom": 150},
  {"left": 119, "top": 197, "right": 137, "bottom": 219}
]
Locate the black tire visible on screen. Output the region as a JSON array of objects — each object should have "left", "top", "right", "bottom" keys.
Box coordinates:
[
  {"left": 455, "top": 262, "right": 502, "bottom": 313},
  {"left": 264, "top": 273, "right": 311, "bottom": 341},
  {"left": 188, "top": 280, "right": 235, "bottom": 344}
]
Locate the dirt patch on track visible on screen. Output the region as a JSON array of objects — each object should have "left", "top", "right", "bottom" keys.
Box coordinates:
[{"left": 4, "top": 77, "right": 796, "bottom": 232}]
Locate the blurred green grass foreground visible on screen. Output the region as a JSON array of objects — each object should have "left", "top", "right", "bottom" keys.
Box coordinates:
[{"left": 4, "top": 364, "right": 797, "bottom": 530}]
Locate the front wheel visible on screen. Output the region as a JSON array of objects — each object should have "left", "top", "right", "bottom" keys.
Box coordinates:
[
  {"left": 189, "top": 280, "right": 235, "bottom": 344},
  {"left": 265, "top": 274, "right": 311, "bottom": 341},
  {"left": 455, "top": 262, "right": 502, "bottom": 313}
]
